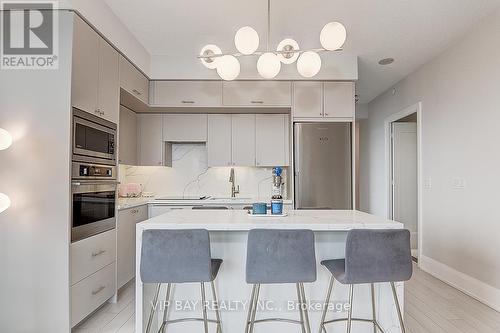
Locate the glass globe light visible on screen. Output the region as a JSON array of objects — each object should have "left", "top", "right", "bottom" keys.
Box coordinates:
[
  {"left": 0, "top": 128, "right": 12, "bottom": 150},
  {"left": 199, "top": 44, "right": 222, "bottom": 69},
  {"left": 257, "top": 52, "right": 281, "bottom": 79},
  {"left": 0, "top": 193, "right": 10, "bottom": 213},
  {"left": 297, "top": 51, "right": 321, "bottom": 78},
  {"left": 320, "top": 22, "right": 347, "bottom": 51},
  {"left": 234, "top": 26, "right": 259, "bottom": 55},
  {"left": 216, "top": 55, "right": 240, "bottom": 81},
  {"left": 276, "top": 38, "right": 300, "bottom": 64}
]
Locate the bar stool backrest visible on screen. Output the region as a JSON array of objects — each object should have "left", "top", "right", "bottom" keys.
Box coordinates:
[
  {"left": 345, "top": 229, "right": 412, "bottom": 284},
  {"left": 141, "top": 229, "right": 213, "bottom": 283},
  {"left": 246, "top": 229, "right": 317, "bottom": 284}
]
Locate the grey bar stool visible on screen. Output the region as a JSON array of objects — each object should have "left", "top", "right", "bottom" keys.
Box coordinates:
[
  {"left": 318, "top": 229, "right": 412, "bottom": 333},
  {"left": 245, "top": 229, "right": 317, "bottom": 333},
  {"left": 141, "top": 229, "right": 223, "bottom": 333}
]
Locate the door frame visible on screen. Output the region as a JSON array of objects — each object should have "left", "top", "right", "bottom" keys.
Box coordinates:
[{"left": 384, "top": 102, "right": 422, "bottom": 262}]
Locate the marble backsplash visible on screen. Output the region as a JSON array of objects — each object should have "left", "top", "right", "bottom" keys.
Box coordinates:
[{"left": 119, "top": 143, "right": 289, "bottom": 199}]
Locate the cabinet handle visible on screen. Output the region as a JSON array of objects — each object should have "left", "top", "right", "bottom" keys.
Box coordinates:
[
  {"left": 181, "top": 100, "right": 195, "bottom": 104},
  {"left": 251, "top": 100, "right": 264, "bottom": 104},
  {"left": 132, "top": 89, "right": 142, "bottom": 96},
  {"left": 324, "top": 113, "right": 329, "bottom": 116},
  {"left": 91, "top": 250, "right": 106, "bottom": 257},
  {"left": 92, "top": 286, "right": 106, "bottom": 295}
]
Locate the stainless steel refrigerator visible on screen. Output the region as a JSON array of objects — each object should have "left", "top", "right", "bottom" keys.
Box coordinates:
[{"left": 294, "top": 123, "right": 352, "bottom": 209}]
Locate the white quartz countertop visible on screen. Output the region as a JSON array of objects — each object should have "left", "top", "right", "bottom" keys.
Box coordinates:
[
  {"left": 136, "top": 209, "right": 402, "bottom": 231},
  {"left": 118, "top": 197, "right": 293, "bottom": 210}
]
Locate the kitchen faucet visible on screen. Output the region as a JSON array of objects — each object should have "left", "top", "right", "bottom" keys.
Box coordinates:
[{"left": 229, "top": 168, "right": 240, "bottom": 198}]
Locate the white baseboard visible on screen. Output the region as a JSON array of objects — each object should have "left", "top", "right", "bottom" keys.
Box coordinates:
[{"left": 419, "top": 255, "right": 500, "bottom": 312}]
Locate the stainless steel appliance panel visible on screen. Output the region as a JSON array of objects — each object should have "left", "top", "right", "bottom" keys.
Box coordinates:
[
  {"left": 71, "top": 181, "right": 117, "bottom": 242},
  {"left": 294, "top": 123, "right": 352, "bottom": 209}
]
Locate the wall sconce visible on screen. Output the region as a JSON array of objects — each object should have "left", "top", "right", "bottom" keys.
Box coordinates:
[
  {"left": 0, "top": 193, "right": 10, "bottom": 213},
  {"left": 0, "top": 128, "right": 13, "bottom": 150}
]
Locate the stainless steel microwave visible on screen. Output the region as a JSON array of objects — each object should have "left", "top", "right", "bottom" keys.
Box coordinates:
[{"left": 72, "top": 108, "right": 117, "bottom": 166}]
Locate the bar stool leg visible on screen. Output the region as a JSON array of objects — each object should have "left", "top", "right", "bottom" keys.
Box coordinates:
[
  {"left": 299, "top": 283, "right": 312, "bottom": 333},
  {"left": 159, "top": 283, "right": 172, "bottom": 333},
  {"left": 371, "top": 283, "right": 377, "bottom": 333},
  {"left": 390, "top": 282, "right": 406, "bottom": 333},
  {"left": 245, "top": 285, "right": 257, "bottom": 333},
  {"left": 211, "top": 281, "right": 222, "bottom": 333},
  {"left": 296, "top": 284, "right": 306, "bottom": 333},
  {"left": 249, "top": 284, "right": 261, "bottom": 333},
  {"left": 146, "top": 283, "right": 162, "bottom": 333},
  {"left": 319, "top": 276, "right": 334, "bottom": 333},
  {"left": 346, "top": 284, "right": 354, "bottom": 333},
  {"left": 200, "top": 283, "right": 209, "bottom": 333}
]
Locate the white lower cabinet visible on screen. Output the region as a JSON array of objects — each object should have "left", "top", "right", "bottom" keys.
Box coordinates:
[
  {"left": 71, "top": 263, "right": 116, "bottom": 327},
  {"left": 70, "top": 229, "right": 116, "bottom": 285},
  {"left": 117, "top": 205, "right": 148, "bottom": 289},
  {"left": 70, "top": 229, "right": 117, "bottom": 327}
]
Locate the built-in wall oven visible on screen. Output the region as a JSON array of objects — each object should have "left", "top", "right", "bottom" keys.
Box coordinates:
[
  {"left": 73, "top": 108, "right": 116, "bottom": 166},
  {"left": 71, "top": 162, "right": 118, "bottom": 242}
]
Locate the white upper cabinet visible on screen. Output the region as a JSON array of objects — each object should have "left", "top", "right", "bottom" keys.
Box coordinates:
[
  {"left": 118, "top": 106, "right": 137, "bottom": 165},
  {"left": 223, "top": 81, "right": 291, "bottom": 106},
  {"left": 231, "top": 114, "right": 256, "bottom": 166},
  {"left": 207, "top": 115, "right": 232, "bottom": 167},
  {"left": 119, "top": 55, "right": 149, "bottom": 104},
  {"left": 72, "top": 16, "right": 119, "bottom": 123},
  {"left": 163, "top": 114, "right": 207, "bottom": 142},
  {"left": 97, "top": 39, "right": 119, "bottom": 124},
  {"left": 137, "top": 114, "right": 163, "bottom": 166},
  {"left": 256, "top": 114, "right": 290, "bottom": 166},
  {"left": 293, "top": 82, "right": 323, "bottom": 118},
  {"left": 323, "top": 82, "right": 355, "bottom": 119},
  {"left": 72, "top": 15, "right": 99, "bottom": 115},
  {"left": 152, "top": 81, "right": 222, "bottom": 107}
]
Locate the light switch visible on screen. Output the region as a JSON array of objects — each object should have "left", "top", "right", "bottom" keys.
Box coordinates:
[{"left": 453, "top": 178, "right": 466, "bottom": 189}]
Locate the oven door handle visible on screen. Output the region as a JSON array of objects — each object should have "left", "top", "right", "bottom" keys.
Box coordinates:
[{"left": 72, "top": 181, "right": 120, "bottom": 186}]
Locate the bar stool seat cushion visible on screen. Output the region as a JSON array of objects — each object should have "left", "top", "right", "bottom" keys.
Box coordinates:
[
  {"left": 246, "top": 229, "right": 316, "bottom": 284},
  {"left": 320, "top": 259, "right": 347, "bottom": 283},
  {"left": 322, "top": 229, "right": 412, "bottom": 284}
]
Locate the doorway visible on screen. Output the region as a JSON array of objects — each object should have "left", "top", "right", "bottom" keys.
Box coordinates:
[{"left": 385, "top": 103, "right": 421, "bottom": 261}]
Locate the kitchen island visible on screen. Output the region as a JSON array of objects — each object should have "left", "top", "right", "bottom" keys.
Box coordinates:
[{"left": 135, "top": 210, "right": 405, "bottom": 333}]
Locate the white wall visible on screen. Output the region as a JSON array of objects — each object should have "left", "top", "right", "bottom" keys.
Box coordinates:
[
  {"left": 360, "top": 8, "right": 500, "bottom": 309},
  {"left": 0, "top": 11, "right": 73, "bottom": 332},
  {"left": 120, "top": 144, "right": 289, "bottom": 200}
]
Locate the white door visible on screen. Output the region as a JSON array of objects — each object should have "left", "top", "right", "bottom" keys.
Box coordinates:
[{"left": 392, "top": 122, "right": 418, "bottom": 250}]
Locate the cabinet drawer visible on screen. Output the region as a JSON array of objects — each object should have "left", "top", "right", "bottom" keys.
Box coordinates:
[
  {"left": 153, "top": 81, "right": 222, "bottom": 106},
  {"left": 222, "top": 81, "right": 291, "bottom": 106},
  {"left": 71, "top": 263, "right": 116, "bottom": 327},
  {"left": 71, "top": 229, "right": 116, "bottom": 285}
]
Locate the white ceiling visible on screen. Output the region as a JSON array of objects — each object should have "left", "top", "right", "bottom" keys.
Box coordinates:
[{"left": 104, "top": 0, "right": 500, "bottom": 103}]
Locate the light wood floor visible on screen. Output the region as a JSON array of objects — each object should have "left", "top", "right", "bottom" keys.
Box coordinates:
[{"left": 73, "top": 265, "right": 500, "bottom": 333}]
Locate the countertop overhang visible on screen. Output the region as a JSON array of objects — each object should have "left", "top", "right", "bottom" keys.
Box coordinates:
[{"left": 137, "top": 209, "right": 402, "bottom": 231}]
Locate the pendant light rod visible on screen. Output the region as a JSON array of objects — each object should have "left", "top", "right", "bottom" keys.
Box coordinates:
[
  {"left": 267, "top": 0, "right": 271, "bottom": 51},
  {"left": 197, "top": 47, "right": 342, "bottom": 59}
]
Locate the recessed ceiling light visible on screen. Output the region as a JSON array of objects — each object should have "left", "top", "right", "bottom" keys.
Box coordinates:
[{"left": 378, "top": 58, "right": 394, "bottom": 65}]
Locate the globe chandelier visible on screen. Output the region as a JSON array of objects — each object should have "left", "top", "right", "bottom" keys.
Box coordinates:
[{"left": 198, "top": 0, "right": 347, "bottom": 80}]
